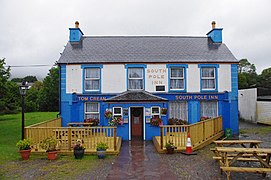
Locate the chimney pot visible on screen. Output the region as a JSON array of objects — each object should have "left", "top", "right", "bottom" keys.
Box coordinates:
[
  {"left": 75, "top": 21, "right": 79, "bottom": 28},
  {"left": 212, "top": 21, "right": 216, "bottom": 29}
]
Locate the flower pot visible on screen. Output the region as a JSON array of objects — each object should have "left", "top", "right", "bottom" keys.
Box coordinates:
[
  {"left": 47, "top": 151, "right": 57, "bottom": 160},
  {"left": 96, "top": 149, "right": 106, "bottom": 159},
  {"left": 19, "top": 149, "right": 31, "bottom": 160},
  {"left": 74, "top": 149, "right": 85, "bottom": 159},
  {"left": 166, "top": 147, "right": 175, "bottom": 154}
]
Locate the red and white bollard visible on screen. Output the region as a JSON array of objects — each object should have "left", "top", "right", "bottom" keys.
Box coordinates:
[{"left": 181, "top": 133, "right": 197, "bottom": 155}]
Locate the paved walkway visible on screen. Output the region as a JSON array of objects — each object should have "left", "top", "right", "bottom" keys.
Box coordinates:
[{"left": 106, "top": 140, "right": 178, "bottom": 180}]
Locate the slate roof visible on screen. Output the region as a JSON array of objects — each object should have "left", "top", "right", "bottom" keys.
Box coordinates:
[
  {"left": 105, "top": 91, "right": 168, "bottom": 102},
  {"left": 58, "top": 36, "right": 237, "bottom": 64}
]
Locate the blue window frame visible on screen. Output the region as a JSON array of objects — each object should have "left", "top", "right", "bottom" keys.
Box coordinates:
[
  {"left": 166, "top": 64, "right": 188, "bottom": 92},
  {"left": 82, "top": 65, "right": 103, "bottom": 93},
  {"left": 125, "top": 64, "right": 146, "bottom": 90},
  {"left": 198, "top": 64, "right": 219, "bottom": 92}
]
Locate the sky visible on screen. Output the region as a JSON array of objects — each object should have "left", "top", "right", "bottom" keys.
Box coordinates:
[{"left": 1, "top": 0, "right": 271, "bottom": 79}]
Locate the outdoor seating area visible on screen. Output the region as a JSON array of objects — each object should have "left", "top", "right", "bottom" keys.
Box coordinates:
[
  {"left": 24, "top": 118, "right": 122, "bottom": 154},
  {"left": 211, "top": 139, "right": 271, "bottom": 180},
  {"left": 153, "top": 116, "right": 224, "bottom": 153}
]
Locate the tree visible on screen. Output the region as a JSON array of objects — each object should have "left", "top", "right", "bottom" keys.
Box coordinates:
[
  {"left": 23, "top": 76, "right": 38, "bottom": 83},
  {"left": 25, "top": 81, "right": 43, "bottom": 112},
  {"left": 38, "top": 67, "right": 59, "bottom": 111},
  {"left": 0, "top": 58, "right": 13, "bottom": 114},
  {"left": 257, "top": 67, "right": 271, "bottom": 88},
  {"left": 239, "top": 59, "right": 256, "bottom": 73},
  {"left": 238, "top": 59, "right": 258, "bottom": 89}
]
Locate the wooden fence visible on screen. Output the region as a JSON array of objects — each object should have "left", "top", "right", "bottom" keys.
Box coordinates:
[
  {"left": 26, "top": 118, "right": 62, "bottom": 128},
  {"left": 156, "top": 116, "right": 223, "bottom": 152},
  {"left": 25, "top": 120, "right": 119, "bottom": 154}
]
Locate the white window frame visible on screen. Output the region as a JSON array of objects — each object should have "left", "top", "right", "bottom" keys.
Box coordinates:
[
  {"left": 200, "top": 101, "right": 218, "bottom": 118},
  {"left": 128, "top": 68, "right": 144, "bottom": 90},
  {"left": 170, "top": 67, "right": 184, "bottom": 90},
  {"left": 84, "top": 68, "right": 100, "bottom": 91},
  {"left": 151, "top": 107, "right": 160, "bottom": 117},
  {"left": 84, "top": 102, "right": 100, "bottom": 119},
  {"left": 201, "top": 67, "right": 216, "bottom": 90},
  {"left": 113, "top": 107, "right": 122, "bottom": 117}
]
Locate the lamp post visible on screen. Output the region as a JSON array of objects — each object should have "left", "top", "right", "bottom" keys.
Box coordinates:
[{"left": 19, "top": 81, "right": 29, "bottom": 140}]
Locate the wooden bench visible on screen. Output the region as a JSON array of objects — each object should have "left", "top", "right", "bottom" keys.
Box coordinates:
[
  {"left": 215, "top": 147, "right": 271, "bottom": 180},
  {"left": 214, "top": 140, "right": 262, "bottom": 148}
]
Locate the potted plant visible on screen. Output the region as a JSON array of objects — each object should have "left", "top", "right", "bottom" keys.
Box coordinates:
[
  {"left": 150, "top": 116, "right": 163, "bottom": 126},
  {"left": 40, "top": 137, "right": 58, "bottom": 160},
  {"left": 96, "top": 142, "right": 109, "bottom": 159},
  {"left": 161, "top": 108, "right": 167, "bottom": 115},
  {"left": 16, "top": 139, "right": 32, "bottom": 160},
  {"left": 84, "top": 118, "right": 100, "bottom": 126},
  {"left": 73, "top": 139, "right": 85, "bottom": 159},
  {"left": 104, "top": 110, "right": 113, "bottom": 119},
  {"left": 165, "top": 141, "right": 175, "bottom": 154},
  {"left": 108, "top": 116, "right": 124, "bottom": 126}
]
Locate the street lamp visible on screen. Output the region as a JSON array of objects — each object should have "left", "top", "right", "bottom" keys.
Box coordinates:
[{"left": 19, "top": 81, "right": 29, "bottom": 140}]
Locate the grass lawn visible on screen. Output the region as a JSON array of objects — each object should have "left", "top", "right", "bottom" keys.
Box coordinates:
[{"left": 0, "top": 112, "right": 58, "bottom": 163}]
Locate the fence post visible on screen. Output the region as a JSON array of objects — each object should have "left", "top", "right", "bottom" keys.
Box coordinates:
[
  {"left": 160, "top": 126, "right": 164, "bottom": 150},
  {"left": 68, "top": 128, "right": 72, "bottom": 151},
  {"left": 114, "top": 127, "right": 117, "bottom": 151},
  {"left": 203, "top": 121, "right": 205, "bottom": 141}
]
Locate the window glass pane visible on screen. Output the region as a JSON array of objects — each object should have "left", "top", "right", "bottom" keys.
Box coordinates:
[
  {"left": 85, "top": 80, "right": 99, "bottom": 90},
  {"left": 202, "top": 68, "right": 214, "bottom": 78},
  {"left": 152, "top": 107, "right": 159, "bottom": 114},
  {"left": 202, "top": 79, "right": 215, "bottom": 89},
  {"left": 85, "top": 114, "right": 99, "bottom": 119},
  {"left": 86, "top": 103, "right": 98, "bottom": 112},
  {"left": 170, "top": 79, "right": 184, "bottom": 89},
  {"left": 169, "top": 102, "right": 187, "bottom": 120},
  {"left": 171, "top": 68, "right": 183, "bottom": 78},
  {"left": 200, "top": 101, "right": 217, "bottom": 118},
  {"left": 85, "top": 68, "right": 100, "bottom": 78},
  {"left": 114, "top": 108, "right": 122, "bottom": 114},
  {"left": 129, "top": 79, "right": 143, "bottom": 90},
  {"left": 128, "top": 68, "right": 143, "bottom": 78}
]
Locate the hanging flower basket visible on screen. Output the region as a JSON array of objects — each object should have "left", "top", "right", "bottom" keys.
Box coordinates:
[
  {"left": 104, "top": 110, "right": 113, "bottom": 119},
  {"left": 150, "top": 116, "right": 163, "bottom": 126}
]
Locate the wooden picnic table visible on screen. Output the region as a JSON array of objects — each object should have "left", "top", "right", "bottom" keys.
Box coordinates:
[
  {"left": 215, "top": 147, "right": 271, "bottom": 180},
  {"left": 214, "top": 140, "right": 262, "bottom": 148},
  {"left": 68, "top": 122, "right": 94, "bottom": 127}
]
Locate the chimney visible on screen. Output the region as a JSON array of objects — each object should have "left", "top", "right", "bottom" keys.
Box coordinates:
[
  {"left": 69, "top": 21, "right": 84, "bottom": 43},
  {"left": 206, "top": 21, "right": 223, "bottom": 43}
]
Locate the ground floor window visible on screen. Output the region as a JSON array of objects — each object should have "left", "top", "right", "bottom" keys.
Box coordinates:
[
  {"left": 113, "top": 107, "right": 122, "bottom": 118},
  {"left": 200, "top": 101, "right": 218, "bottom": 118},
  {"left": 151, "top": 107, "right": 160, "bottom": 118},
  {"left": 85, "top": 102, "right": 99, "bottom": 119},
  {"left": 169, "top": 101, "right": 187, "bottom": 121}
]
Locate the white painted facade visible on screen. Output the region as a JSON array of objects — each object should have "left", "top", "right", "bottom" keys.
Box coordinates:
[
  {"left": 238, "top": 88, "right": 257, "bottom": 123},
  {"left": 66, "top": 63, "right": 232, "bottom": 94},
  {"left": 257, "top": 101, "right": 271, "bottom": 124}
]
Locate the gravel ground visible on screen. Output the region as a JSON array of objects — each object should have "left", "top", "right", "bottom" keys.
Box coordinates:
[{"left": 1, "top": 121, "right": 270, "bottom": 180}]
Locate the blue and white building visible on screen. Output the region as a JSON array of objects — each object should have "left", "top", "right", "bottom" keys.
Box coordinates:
[{"left": 57, "top": 21, "right": 239, "bottom": 140}]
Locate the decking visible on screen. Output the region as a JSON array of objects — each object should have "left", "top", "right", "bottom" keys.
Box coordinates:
[
  {"left": 25, "top": 118, "right": 121, "bottom": 154},
  {"left": 153, "top": 117, "right": 224, "bottom": 153}
]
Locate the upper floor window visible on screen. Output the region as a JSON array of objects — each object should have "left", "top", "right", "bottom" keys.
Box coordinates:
[
  {"left": 128, "top": 68, "right": 144, "bottom": 90},
  {"left": 199, "top": 64, "right": 219, "bottom": 92},
  {"left": 170, "top": 67, "right": 184, "bottom": 90},
  {"left": 85, "top": 68, "right": 100, "bottom": 91},
  {"left": 201, "top": 67, "right": 215, "bottom": 90}
]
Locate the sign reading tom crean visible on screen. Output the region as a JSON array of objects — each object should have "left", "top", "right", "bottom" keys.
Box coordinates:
[
  {"left": 78, "top": 96, "right": 107, "bottom": 101},
  {"left": 175, "top": 95, "right": 219, "bottom": 100}
]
